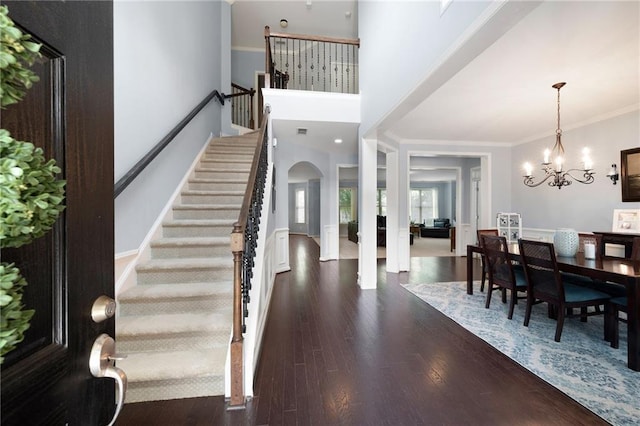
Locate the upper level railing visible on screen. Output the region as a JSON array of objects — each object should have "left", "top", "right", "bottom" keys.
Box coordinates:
[
  {"left": 229, "top": 83, "right": 255, "bottom": 129},
  {"left": 265, "top": 26, "right": 360, "bottom": 94},
  {"left": 229, "top": 106, "right": 270, "bottom": 407}
]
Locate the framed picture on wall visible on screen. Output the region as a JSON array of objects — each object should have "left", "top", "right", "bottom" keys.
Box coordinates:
[
  {"left": 621, "top": 147, "right": 640, "bottom": 202},
  {"left": 612, "top": 209, "right": 640, "bottom": 233}
]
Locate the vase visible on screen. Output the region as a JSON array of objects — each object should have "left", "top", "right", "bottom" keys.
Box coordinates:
[{"left": 554, "top": 228, "right": 579, "bottom": 257}]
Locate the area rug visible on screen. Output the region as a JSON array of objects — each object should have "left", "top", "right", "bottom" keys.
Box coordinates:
[{"left": 401, "top": 281, "right": 639, "bottom": 426}]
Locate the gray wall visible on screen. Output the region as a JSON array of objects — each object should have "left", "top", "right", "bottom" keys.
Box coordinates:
[
  {"left": 308, "top": 179, "right": 321, "bottom": 237},
  {"left": 231, "top": 49, "right": 265, "bottom": 90},
  {"left": 114, "top": 0, "right": 223, "bottom": 252},
  {"left": 511, "top": 110, "right": 640, "bottom": 232}
]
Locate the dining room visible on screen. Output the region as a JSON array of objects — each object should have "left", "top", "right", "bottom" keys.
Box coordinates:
[{"left": 468, "top": 229, "right": 640, "bottom": 366}]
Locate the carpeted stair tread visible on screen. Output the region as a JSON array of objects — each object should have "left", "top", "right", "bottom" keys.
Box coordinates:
[
  {"left": 136, "top": 257, "right": 232, "bottom": 271},
  {"left": 214, "top": 142, "right": 256, "bottom": 147},
  {"left": 203, "top": 153, "right": 253, "bottom": 159},
  {"left": 118, "top": 282, "right": 233, "bottom": 302},
  {"left": 200, "top": 157, "right": 252, "bottom": 162},
  {"left": 193, "top": 170, "right": 250, "bottom": 180},
  {"left": 117, "top": 312, "right": 231, "bottom": 336},
  {"left": 151, "top": 237, "right": 231, "bottom": 248},
  {"left": 150, "top": 237, "right": 232, "bottom": 259},
  {"left": 173, "top": 203, "right": 241, "bottom": 210},
  {"left": 188, "top": 178, "right": 248, "bottom": 185},
  {"left": 163, "top": 219, "right": 236, "bottom": 226},
  {"left": 181, "top": 189, "right": 245, "bottom": 196},
  {"left": 116, "top": 348, "right": 226, "bottom": 382}
]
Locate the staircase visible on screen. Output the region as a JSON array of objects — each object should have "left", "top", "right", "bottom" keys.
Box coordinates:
[{"left": 116, "top": 132, "right": 258, "bottom": 403}]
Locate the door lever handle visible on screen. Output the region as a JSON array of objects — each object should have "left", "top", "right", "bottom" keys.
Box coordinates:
[
  {"left": 103, "top": 365, "right": 127, "bottom": 426},
  {"left": 90, "top": 334, "right": 128, "bottom": 426}
]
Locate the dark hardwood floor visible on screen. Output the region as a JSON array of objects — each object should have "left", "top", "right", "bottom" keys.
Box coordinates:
[{"left": 117, "top": 235, "right": 607, "bottom": 425}]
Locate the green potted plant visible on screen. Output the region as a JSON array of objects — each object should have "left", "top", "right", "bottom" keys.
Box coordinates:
[{"left": 0, "top": 5, "right": 66, "bottom": 363}]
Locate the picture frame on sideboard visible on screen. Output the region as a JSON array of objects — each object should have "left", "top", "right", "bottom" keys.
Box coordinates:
[{"left": 612, "top": 209, "right": 640, "bottom": 233}]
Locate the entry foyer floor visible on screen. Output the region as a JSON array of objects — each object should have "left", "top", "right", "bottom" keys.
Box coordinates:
[{"left": 118, "top": 235, "right": 606, "bottom": 425}]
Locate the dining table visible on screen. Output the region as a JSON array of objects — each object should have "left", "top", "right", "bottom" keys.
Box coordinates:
[{"left": 466, "top": 242, "right": 640, "bottom": 372}]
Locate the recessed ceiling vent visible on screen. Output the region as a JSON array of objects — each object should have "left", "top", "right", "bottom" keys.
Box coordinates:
[{"left": 297, "top": 127, "right": 308, "bottom": 135}]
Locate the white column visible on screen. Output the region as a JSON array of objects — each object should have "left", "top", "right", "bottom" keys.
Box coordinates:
[
  {"left": 386, "top": 151, "right": 399, "bottom": 273},
  {"left": 358, "top": 138, "right": 377, "bottom": 289},
  {"left": 398, "top": 150, "right": 410, "bottom": 271}
]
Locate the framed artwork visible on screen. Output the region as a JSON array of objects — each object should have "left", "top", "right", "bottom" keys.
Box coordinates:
[
  {"left": 621, "top": 147, "right": 640, "bottom": 202},
  {"left": 612, "top": 209, "right": 640, "bottom": 233}
]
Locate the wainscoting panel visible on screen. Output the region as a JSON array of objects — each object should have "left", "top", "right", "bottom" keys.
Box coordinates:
[
  {"left": 274, "top": 228, "right": 290, "bottom": 273},
  {"left": 321, "top": 224, "right": 338, "bottom": 261}
]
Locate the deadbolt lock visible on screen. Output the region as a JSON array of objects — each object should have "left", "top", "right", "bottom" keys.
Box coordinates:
[{"left": 91, "top": 295, "right": 117, "bottom": 323}]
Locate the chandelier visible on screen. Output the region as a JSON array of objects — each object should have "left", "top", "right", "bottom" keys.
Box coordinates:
[{"left": 523, "top": 82, "right": 594, "bottom": 189}]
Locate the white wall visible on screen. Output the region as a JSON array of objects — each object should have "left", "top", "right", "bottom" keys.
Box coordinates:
[
  {"left": 511, "top": 110, "right": 640, "bottom": 232},
  {"left": 114, "top": 0, "right": 223, "bottom": 252}
]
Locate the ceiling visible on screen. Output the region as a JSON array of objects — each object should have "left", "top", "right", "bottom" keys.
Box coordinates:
[
  {"left": 384, "top": 1, "right": 639, "bottom": 144},
  {"left": 231, "top": 0, "right": 358, "bottom": 51},
  {"left": 231, "top": 1, "right": 639, "bottom": 177}
]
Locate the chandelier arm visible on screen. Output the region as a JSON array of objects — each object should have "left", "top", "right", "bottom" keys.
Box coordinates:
[
  {"left": 523, "top": 173, "right": 555, "bottom": 188},
  {"left": 563, "top": 169, "right": 595, "bottom": 184}
]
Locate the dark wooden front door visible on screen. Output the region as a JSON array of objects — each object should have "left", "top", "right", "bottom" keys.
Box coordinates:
[{"left": 1, "top": 1, "right": 115, "bottom": 425}]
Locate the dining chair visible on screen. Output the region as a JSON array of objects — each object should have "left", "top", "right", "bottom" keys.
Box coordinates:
[
  {"left": 477, "top": 229, "right": 499, "bottom": 292},
  {"left": 607, "top": 236, "right": 640, "bottom": 348},
  {"left": 481, "top": 235, "right": 527, "bottom": 319},
  {"left": 518, "top": 239, "right": 612, "bottom": 342}
]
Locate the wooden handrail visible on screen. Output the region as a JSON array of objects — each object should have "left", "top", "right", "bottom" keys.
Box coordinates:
[
  {"left": 114, "top": 89, "right": 227, "bottom": 198},
  {"left": 230, "top": 82, "right": 255, "bottom": 97},
  {"left": 265, "top": 25, "right": 360, "bottom": 47},
  {"left": 229, "top": 105, "right": 270, "bottom": 407}
]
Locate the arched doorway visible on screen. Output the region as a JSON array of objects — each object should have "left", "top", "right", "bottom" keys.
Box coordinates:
[{"left": 288, "top": 161, "right": 323, "bottom": 254}]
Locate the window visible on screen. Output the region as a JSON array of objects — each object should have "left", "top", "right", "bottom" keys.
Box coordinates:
[
  {"left": 410, "top": 188, "right": 438, "bottom": 223},
  {"left": 295, "top": 188, "right": 305, "bottom": 223},
  {"left": 339, "top": 188, "right": 357, "bottom": 223},
  {"left": 376, "top": 189, "right": 386, "bottom": 216}
]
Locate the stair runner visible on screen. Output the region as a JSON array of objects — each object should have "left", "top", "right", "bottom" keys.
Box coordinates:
[{"left": 116, "top": 133, "right": 258, "bottom": 403}]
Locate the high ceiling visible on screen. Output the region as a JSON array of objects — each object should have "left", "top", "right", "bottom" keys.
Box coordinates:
[
  {"left": 231, "top": 1, "right": 639, "bottom": 174},
  {"left": 231, "top": 0, "right": 358, "bottom": 51},
  {"left": 382, "top": 1, "right": 639, "bottom": 145}
]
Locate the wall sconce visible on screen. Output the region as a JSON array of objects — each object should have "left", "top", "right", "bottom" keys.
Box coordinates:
[{"left": 607, "top": 163, "right": 619, "bottom": 185}]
